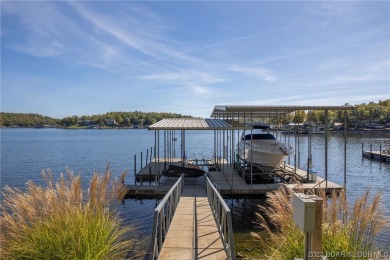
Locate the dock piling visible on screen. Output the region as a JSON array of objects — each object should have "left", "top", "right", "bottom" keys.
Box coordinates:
[
  {"left": 146, "top": 149, "right": 149, "bottom": 165},
  {"left": 370, "top": 144, "right": 373, "bottom": 159},
  {"left": 134, "top": 155, "right": 136, "bottom": 185}
]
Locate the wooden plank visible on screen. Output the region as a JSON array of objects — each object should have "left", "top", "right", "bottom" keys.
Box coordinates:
[
  {"left": 159, "top": 184, "right": 227, "bottom": 260},
  {"left": 308, "top": 195, "right": 323, "bottom": 260},
  {"left": 196, "top": 196, "right": 226, "bottom": 260},
  {"left": 207, "top": 164, "right": 343, "bottom": 195},
  {"left": 159, "top": 196, "right": 195, "bottom": 259}
]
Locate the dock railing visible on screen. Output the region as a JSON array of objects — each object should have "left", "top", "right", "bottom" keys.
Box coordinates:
[
  {"left": 205, "top": 174, "right": 235, "bottom": 259},
  {"left": 149, "top": 175, "right": 184, "bottom": 259}
]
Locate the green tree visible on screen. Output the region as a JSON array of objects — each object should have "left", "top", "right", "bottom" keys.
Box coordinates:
[
  {"left": 292, "top": 111, "right": 306, "bottom": 123},
  {"left": 307, "top": 110, "right": 319, "bottom": 124},
  {"left": 123, "top": 117, "right": 130, "bottom": 126},
  {"left": 114, "top": 114, "right": 123, "bottom": 125},
  {"left": 143, "top": 116, "right": 155, "bottom": 126},
  {"left": 130, "top": 116, "right": 141, "bottom": 126}
]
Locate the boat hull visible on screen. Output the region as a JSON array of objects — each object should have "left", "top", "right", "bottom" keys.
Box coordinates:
[
  {"left": 162, "top": 164, "right": 205, "bottom": 178},
  {"left": 237, "top": 140, "right": 293, "bottom": 169}
]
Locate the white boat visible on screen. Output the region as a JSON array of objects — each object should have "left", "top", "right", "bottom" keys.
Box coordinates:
[
  {"left": 311, "top": 125, "right": 325, "bottom": 134},
  {"left": 237, "top": 125, "right": 294, "bottom": 169}
]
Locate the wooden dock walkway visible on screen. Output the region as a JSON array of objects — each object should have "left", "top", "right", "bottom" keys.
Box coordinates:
[
  {"left": 158, "top": 178, "right": 227, "bottom": 259},
  {"left": 206, "top": 164, "right": 342, "bottom": 195}
]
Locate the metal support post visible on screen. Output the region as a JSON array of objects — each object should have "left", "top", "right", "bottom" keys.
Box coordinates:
[
  {"left": 324, "top": 110, "right": 329, "bottom": 189},
  {"left": 344, "top": 111, "right": 347, "bottom": 188}
]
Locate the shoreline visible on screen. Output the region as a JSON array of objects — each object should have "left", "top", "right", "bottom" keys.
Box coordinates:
[
  {"left": 0, "top": 126, "right": 148, "bottom": 130},
  {"left": 1, "top": 126, "right": 390, "bottom": 133}
]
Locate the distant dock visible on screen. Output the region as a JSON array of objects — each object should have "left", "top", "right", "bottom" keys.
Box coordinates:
[
  {"left": 362, "top": 151, "right": 390, "bottom": 162},
  {"left": 362, "top": 142, "right": 390, "bottom": 163}
]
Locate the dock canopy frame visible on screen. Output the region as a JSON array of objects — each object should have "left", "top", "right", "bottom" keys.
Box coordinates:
[{"left": 147, "top": 118, "right": 250, "bottom": 188}]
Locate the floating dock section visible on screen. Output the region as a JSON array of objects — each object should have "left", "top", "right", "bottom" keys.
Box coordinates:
[
  {"left": 362, "top": 151, "right": 390, "bottom": 162},
  {"left": 127, "top": 159, "right": 343, "bottom": 197}
]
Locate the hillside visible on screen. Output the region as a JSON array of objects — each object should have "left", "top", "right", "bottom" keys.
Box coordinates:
[{"left": 0, "top": 111, "right": 192, "bottom": 128}]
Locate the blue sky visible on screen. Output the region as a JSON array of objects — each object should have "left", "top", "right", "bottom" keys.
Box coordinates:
[{"left": 1, "top": 1, "right": 389, "bottom": 119}]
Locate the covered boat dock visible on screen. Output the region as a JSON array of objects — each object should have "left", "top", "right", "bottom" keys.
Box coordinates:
[
  {"left": 128, "top": 105, "right": 354, "bottom": 196},
  {"left": 129, "top": 105, "right": 355, "bottom": 259}
]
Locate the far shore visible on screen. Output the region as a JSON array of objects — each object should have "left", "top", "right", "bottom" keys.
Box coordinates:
[
  {"left": 0, "top": 125, "right": 147, "bottom": 130},
  {"left": 1, "top": 125, "right": 390, "bottom": 133}
]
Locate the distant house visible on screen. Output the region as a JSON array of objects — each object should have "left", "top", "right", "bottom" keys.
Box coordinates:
[
  {"left": 288, "top": 123, "right": 306, "bottom": 127},
  {"left": 105, "top": 119, "right": 117, "bottom": 126},
  {"left": 80, "top": 120, "right": 94, "bottom": 126}
]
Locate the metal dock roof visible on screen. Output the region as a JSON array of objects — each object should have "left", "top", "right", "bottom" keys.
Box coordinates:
[
  {"left": 148, "top": 118, "right": 247, "bottom": 130},
  {"left": 210, "top": 105, "right": 355, "bottom": 118}
]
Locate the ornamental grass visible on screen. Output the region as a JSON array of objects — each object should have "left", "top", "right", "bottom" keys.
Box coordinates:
[
  {"left": 0, "top": 167, "right": 134, "bottom": 260},
  {"left": 252, "top": 187, "right": 388, "bottom": 260}
]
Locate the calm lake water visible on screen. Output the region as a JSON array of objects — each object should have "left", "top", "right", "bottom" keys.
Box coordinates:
[{"left": 1, "top": 128, "right": 389, "bottom": 252}]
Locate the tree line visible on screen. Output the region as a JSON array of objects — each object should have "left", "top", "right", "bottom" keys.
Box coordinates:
[
  {"left": 268, "top": 99, "right": 390, "bottom": 127},
  {"left": 0, "top": 111, "right": 191, "bottom": 127},
  {"left": 1, "top": 99, "right": 389, "bottom": 128},
  {"left": 0, "top": 113, "right": 60, "bottom": 127}
]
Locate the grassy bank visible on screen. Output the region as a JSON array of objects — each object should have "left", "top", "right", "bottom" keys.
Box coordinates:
[
  {"left": 234, "top": 232, "right": 267, "bottom": 259},
  {"left": 249, "top": 187, "right": 388, "bottom": 260},
  {"left": 0, "top": 167, "right": 135, "bottom": 259}
]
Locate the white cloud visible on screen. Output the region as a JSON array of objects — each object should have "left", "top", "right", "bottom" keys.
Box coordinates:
[
  {"left": 237, "top": 92, "right": 390, "bottom": 108},
  {"left": 139, "top": 69, "right": 226, "bottom": 85},
  {"left": 14, "top": 40, "right": 64, "bottom": 58},
  {"left": 318, "top": 59, "right": 351, "bottom": 70},
  {"left": 228, "top": 65, "right": 276, "bottom": 82},
  {"left": 189, "top": 84, "right": 213, "bottom": 96},
  {"left": 2, "top": 2, "right": 72, "bottom": 57},
  {"left": 306, "top": 74, "right": 388, "bottom": 88},
  {"left": 69, "top": 2, "right": 179, "bottom": 58},
  {"left": 288, "top": 94, "right": 390, "bottom": 106}
]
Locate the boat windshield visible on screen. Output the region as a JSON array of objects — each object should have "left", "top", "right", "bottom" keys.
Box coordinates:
[
  {"left": 243, "top": 133, "right": 276, "bottom": 140},
  {"left": 252, "top": 129, "right": 268, "bottom": 134}
]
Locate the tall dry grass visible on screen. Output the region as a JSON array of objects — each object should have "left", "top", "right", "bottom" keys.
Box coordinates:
[
  {"left": 0, "top": 166, "right": 134, "bottom": 259},
  {"left": 252, "top": 187, "right": 388, "bottom": 260}
]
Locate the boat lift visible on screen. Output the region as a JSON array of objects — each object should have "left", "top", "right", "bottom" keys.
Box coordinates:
[{"left": 211, "top": 105, "right": 355, "bottom": 191}]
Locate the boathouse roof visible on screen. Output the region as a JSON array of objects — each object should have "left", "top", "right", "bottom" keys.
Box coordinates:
[
  {"left": 148, "top": 118, "right": 249, "bottom": 130},
  {"left": 210, "top": 105, "right": 355, "bottom": 118}
]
